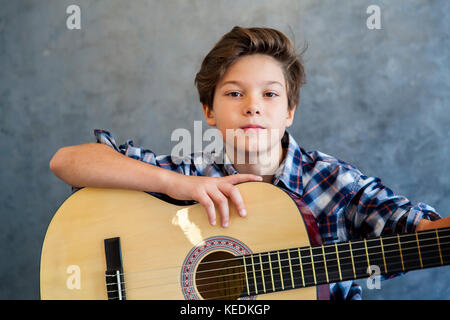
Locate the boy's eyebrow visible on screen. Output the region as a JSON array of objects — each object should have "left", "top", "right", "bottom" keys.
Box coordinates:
[{"left": 219, "top": 80, "right": 284, "bottom": 88}]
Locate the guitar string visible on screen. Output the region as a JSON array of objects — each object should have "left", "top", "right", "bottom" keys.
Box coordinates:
[
  {"left": 106, "top": 235, "right": 450, "bottom": 290},
  {"left": 105, "top": 238, "right": 450, "bottom": 296},
  {"left": 107, "top": 239, "right": 450, "bottom": 290},
  {"left": 109, "top": 247, "right": 450, "bottom": 300},
  {"left": 193, "top": 233, "right": 449, "bottom": 280},
  {"left": 107, "top": 248, "right": 450, "bottom": 300},
  {"left": 106, "top": 233, "right": 450, "bottom": 288},
  {"left": 105, "top": 231, "right": 450, "bottom": 281},
  {"left": 190, "top": 251, "right": 449, "bottom": 300},
  {"left": 106, "top": 228, "right": 450, "bottom": 278}
]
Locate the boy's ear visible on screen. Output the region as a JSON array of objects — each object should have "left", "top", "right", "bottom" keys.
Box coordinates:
[
  {"left": 202, "top": 103, "right": 216, "bottom": 126},
  {"left": 285, "top": 105, "right": 297, "bottom": 128}
]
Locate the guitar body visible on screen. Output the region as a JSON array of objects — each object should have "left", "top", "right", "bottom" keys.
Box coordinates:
[{"left": 41, "top": 182, "right": 328, "bottom": 300}]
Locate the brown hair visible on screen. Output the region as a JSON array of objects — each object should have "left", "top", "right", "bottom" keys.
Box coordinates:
[{"left": 194, "top": 26, "right": 307, "bottom": 112}]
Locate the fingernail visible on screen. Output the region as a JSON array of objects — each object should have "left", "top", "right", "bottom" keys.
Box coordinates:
[
  {"left": 211, "top": 220, "right": 216, "bottom": 226},
  {"left": 223, "top": 221, "right": 229, "bottom": 228},
  {"left": 240, "top": 209, "right": 247, "bottom": 217}
]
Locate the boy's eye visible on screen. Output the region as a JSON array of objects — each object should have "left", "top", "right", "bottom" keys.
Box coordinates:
[
  {"left": 265, "top": 92, "right": 278, "bottom": 98},
  {"left": 226, "top": 92, "right": 278, "bottom": 98}
]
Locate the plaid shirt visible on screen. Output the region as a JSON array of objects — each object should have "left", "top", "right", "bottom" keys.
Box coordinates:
[{"left": 84, "top": 128, "right": 440, "bottom": 300}]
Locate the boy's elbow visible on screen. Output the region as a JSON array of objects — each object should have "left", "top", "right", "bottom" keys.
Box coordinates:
[
  {"left": 49, "top": 143, "right": 108, "bottom": 175},
  {"left": 49, "top": 148, "right": 63, "bottom": 174},
  {"left": 49, "top": 146, "right": 72, "bottom": 175}
]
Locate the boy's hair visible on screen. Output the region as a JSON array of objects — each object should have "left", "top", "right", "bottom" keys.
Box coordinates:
[{"left": 195, "top": 26, "right": 307, "bottom": 112}]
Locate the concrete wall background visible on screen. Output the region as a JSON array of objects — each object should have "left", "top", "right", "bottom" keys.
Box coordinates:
[{"left": 0, "top": 0, "right": 448, "bottom": 299}]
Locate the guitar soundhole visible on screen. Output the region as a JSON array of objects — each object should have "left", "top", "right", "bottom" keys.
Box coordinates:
[{"left": 195, "top": 251, "right": 245, "bottom": 300}]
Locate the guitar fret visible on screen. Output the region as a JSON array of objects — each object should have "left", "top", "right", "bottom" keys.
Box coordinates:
[
  {"left": 246, "top": 255, "right": 258, "bottom": 296},
  {"left": 366, "top": 237, "right": 385, "bottom": 276},
  {"left": 311, "top": 246, "right": 328, "bottom": 284},
  {"left": 323, "top": 243, "right": 340, "bottom": 283},
  {"left": 348, "top": 241, "right": 356, "bottom": 279},
  {"left": 381, "top": 234, "right": 403, "bottom": 275},
  {"left": 336, "top": 242, "right": 354, "bottom": 280},
  {"left": 436, "top": 229, "right": 444, "bottom": 266},
  {"left": 288, "top": 249, "right": 303, "bottom": 288},
  {"left": 269, "top": 251, "right": 282, "bottom": 291},
  {"left": 398, "top": 233, "right": 421, "bottom": 271},
  {"left": 380, "top": 237, "right": 388, "bottom": 274},
  {"left": 287, "top": 249, "right": 295, "bottom": 288},
  {"left": 297, "top": 248, "right": 306, "bottom": 287},
  {"left": 309, "top": 247, "right": 317, "bottom": 285},
  {"left": 438, "top": 228, "right": 450, "bottom": 265},
  {"left": 259, "top": 253, "right": 273, "bottom": 293},
  {"left": 258, "top": 253, "right": 266, "bottom": 293},
  {"left": 250, "top": 254, "right": 258, "bottom": 294},
  {"left": 277, "top": 251, "right": 284, "bottom": 290},
  {"left": 321, "top": 245, "right": 329, "bottom": 283},
  {"left": 299, "top": 248, "right": 315, "bottom": 286},
  {"left": 415, "top": 233, "right": 423, "bottom": 269},
  {"left": 397, "top": 234, "right": 405, "bottom": 272},
  {"left": 417, "top": 228, "right": 442, "bottom": 269},
  {"left": 279, "top": 250, "right": 293, "bottom": 290},
  {"left": 335, "top": 243, "right": 343, "bottom": 281},
  {"left": 242, "top": 256, "right": 250, "bottom": 296},
  {"left": 267, "top": 252, "right": 275, "bottom": 292},
  {"left": 364, "top": 238, "right": 371, "bottom": 269},
  {"left": 350, "top": 240, "right": 369, "bottom": 278}
]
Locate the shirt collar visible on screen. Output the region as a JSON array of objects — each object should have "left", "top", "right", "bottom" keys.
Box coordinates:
[
  {"left": 213, "top": 130, "right": 304, "bottom": 197},
  {"left": 272, "top": 130, "right": 304, "bottom": 197},
  {"left": 211, "top": 145, "right": 239, "bottom": 176}
]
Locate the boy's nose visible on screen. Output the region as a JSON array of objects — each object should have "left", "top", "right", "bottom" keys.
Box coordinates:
[
  {"left": 244, "top": 100, "right": 261, "bottom": 115},
  {"left": 245, "top": 106, "right": 261, "bottom": 115},
  {"left": 243, "top": 93, "right": 263, "bottom": 115}
]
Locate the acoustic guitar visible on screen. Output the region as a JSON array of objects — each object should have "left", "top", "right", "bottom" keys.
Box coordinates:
[{"left": 40, "top": 182, "right": 450, "bottom": 300}]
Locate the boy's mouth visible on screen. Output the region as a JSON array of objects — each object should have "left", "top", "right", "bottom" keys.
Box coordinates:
[{"left": 240, "top": 124, "right": 266, "bottom": 133}]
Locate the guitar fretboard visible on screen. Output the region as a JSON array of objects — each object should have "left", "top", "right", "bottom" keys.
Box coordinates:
[{"left": 239, "top": 227, "right": 450, "bottom": 297}]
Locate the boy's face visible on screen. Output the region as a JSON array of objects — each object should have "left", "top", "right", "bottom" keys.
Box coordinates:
[{"left": 202, "top": 54, "right": 296, "bottom": 159}]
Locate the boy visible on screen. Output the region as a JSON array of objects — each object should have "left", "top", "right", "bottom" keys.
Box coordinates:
[{"left": 50, "top": 26, "right": 448, "bottom": 299}]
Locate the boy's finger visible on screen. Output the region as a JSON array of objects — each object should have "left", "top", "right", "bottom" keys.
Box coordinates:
[
  {"left": 219, "top": 183, "right": 247, "bottom": 217},
  {"left": 224, "top": 174, "right": 263, "bottom": 185},
  {"left": 197, "top": 193, "right": 216, "bottom": 226},
  {"left": 207, "top": 188, "right": 230, "bottom": 228}
]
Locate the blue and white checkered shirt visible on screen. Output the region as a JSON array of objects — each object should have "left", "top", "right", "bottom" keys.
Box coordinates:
[{"left": 80, "top": 128, "right": 441, "bottom": 299}]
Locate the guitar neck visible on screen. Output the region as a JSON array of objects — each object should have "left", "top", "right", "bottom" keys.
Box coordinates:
[{"left": 239, "top": 227, "right": 450, "bottom": 297}]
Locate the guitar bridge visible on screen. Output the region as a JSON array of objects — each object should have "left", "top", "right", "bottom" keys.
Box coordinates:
[{"left": 104, "top": 237, "right": 126, "bottom": 300}]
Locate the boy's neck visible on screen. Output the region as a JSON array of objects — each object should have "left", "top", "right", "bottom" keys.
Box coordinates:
[{"left": 226, "top": 143, "right": 287, "bottom": 183}]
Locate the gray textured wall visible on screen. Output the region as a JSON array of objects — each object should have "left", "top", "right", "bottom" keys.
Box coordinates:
[{"left": 0, "top": 0, "right": 449, "bottom": 299}]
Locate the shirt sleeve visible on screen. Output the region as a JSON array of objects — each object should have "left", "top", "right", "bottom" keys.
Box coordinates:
[
  {"left": 330, "top": 281, "right": 362, "bottom": 300},
  {"left": 341, "top": 172, "right": 442, "bottom": 295},
  {"left": 71, "top": 129, "right": 199, "bottom": 202},
  {"left": 93, "top": 129, "right": 195, "bottom": 175},
  {"left": 345, "top": 174, "right": 441, "bottom": 239}
]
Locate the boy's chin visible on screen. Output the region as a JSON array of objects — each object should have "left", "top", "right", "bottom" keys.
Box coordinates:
[
  {"left": 228, "top": 142, "right": 281, "bottom": 160},
  {"left": 227, "top": 139, "right": 268, "bottom": 153}
]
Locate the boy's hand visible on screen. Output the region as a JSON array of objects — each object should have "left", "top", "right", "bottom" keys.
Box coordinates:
[{"left": 164, "top": 174, "right": 263, "bottom": 228}]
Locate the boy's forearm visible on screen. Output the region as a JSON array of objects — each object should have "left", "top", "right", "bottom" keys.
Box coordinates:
[{"left": 49, "top": 143, "right": 175, "bottom": 194}]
